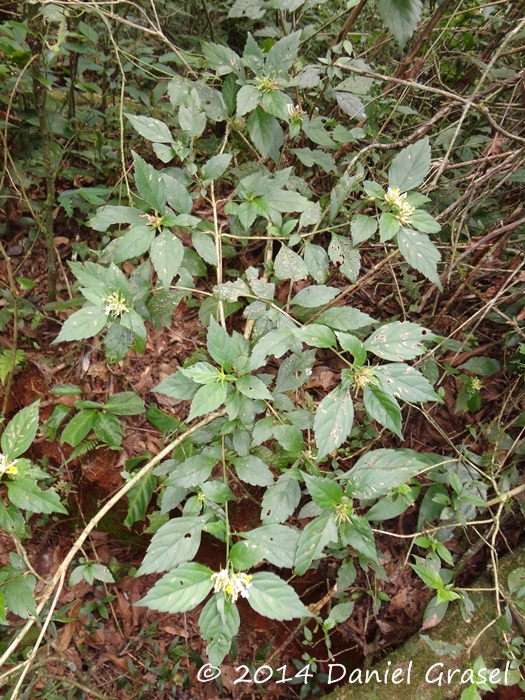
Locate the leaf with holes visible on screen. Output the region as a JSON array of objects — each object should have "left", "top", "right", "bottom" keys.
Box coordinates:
[
  {"left": 261, "top": 475, "right": 301, "bottom": 523},
  {"left": 329, "top": 234, "right": 361, "bottom": 282},
  {"left": 364, "top": 321, "right": 435, "bottom": 361},
  {"left": 138, "top": 516, "right": 208, "bottom": 574},
  {"left": 376, "top": 364, "right": 440, "bottom": 403},
  {"left": 314, "top": 385, "right": 354, "bottom": 460},
  {"left": 342, "top": 448, "right": 426, "bottom": 500},
  {"left": 137, "top": 563, "right": 214, "bottom": 613},
  {"left": 1, "top": 401, "right": 39, "bottom": 460}
]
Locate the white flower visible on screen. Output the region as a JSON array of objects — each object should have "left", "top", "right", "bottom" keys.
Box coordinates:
[
  {"left": 384, "top": 187, "right": 415, "bottom": 225},
  {"left": 0, "top": 454, "right": 19, "bottom": 476},
  {"left": 211, "top": 569, "right": 253, "bottom": 602},
  {"left": 102, "top": 290, "right": 130, "bottom": 317}
]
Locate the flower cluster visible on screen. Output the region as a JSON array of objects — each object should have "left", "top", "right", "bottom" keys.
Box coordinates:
[
  {"left": 384, "top": 187, "right": 415, "bottom": 225},
  {"left": 0, "top": 454, "right": 18, "bottom": 476},
  {"left": 211, "top": 569, "right": 253, "bottom": 602},
  {"left": 102, "top": 290, "right": 130, "bottom": 317}
]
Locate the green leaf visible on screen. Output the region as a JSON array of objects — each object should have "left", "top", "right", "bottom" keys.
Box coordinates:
[
  {"left": 0, "top": 501, "right": 26, "bottom": 537},
  {"left": 303, "top": 117, "right": 336, "bottom": 149},
  {"left": 261, "top": 474, "right": 301, "bottom": 523},
  {"left": 180, "top": 362, "right": 220, "bottom": 384},
  {"left": 397, "top": 227, "right": 442, "bottom": 288},
  {"left": 375, "top": 363, "right": 440, "bottom": 402},
  {"left": 294, "top": 324, "right": 336, "bottom": 349},
  {"left": 273, "top": 424, "right": 304, "bottom": 454},
  {"left": 132, "top": 151, "right": 166, "bottom": 212},
  {"left": 236, "top": 374, "right": 273, "bottom": 400},
  {"left": 231, "top": 525, "right": 300, "bottom": 569},
  {"left": 247, "top": 107, "right": 283, "bottom": 163},
  {"left": 50, "top": 384, "right": 82, "bottom": 396},
  {"left": 304, "top": 242, "right": 328, "bottom": 283},
  {"left": 351, "top": 215, "right": 377, "bottom": 245},
  {"left": 363, "top": 384, "right": 403, "bottom": 439},
  {"left": 188, "top": 382, "right": 227, "bottom": 421},
  {"left": 411, "top": 562, "right": 444, "bottom": 591},
  {"left": 138, "top": 516, "right": 207, "bottom": 574},
  {"left": 341, "top": 515, "right": 378, "bottom": 562},
  {"left": 202, "top": 42, "right": 243, "bottom": 76},
  {"left": 274, "top": 244, "right": 308, "bottom": 281},
  {"left": 207, "top": 318, "right": 235, "bottom": 371},
  {"left": 388, "top": 136, "right": 430, "bottom": 191},
  {"left": 198, "top": 597, "right": 239, "bottom": 667},
  {"left": 89, "top": 205, "right": 144, "bottom": 232},
  {"left": 53, "top": 307, "right": 107, "bottom": 343},
  {"left": 250, "top": 329, "right": 296, "bottom": 370},
  {"left": 265, "top": 30, "right": 300, "bottom": 75},
  {"left": 292, "top": 148, "right": 336, "bottom": 174},
  {"left": 291, "top": 285, "right": 339, "bottom": 308},
  {"left": 165, "top": 454, "right": 217, "bottom": 488},
  {"left": 236, "top": 84, "right": 260, "bottom": 117},
  {"left": 364, "top": 321, "right": 435, "bottom": 361},
  {"left": 458, "top": 357, "right": 501, "bottom": 376},
  {"left": 163, "top": 174, "right": 193, "bottom": 215},
  {"left": 93, "top": 411, "right": 123, "bottom": 446},
  {"left": 248, "top": 572, "right": 310, "bottom": 620},
  {"left": 151, "top": 230, "right": 184, "bottom": 289},
  {"left": 411, "top": 209, "right": 441, "bottom": 234},
  {"left": 7, "top": 479, "right": 67, "bottom": 514},
  {"left": 270, "top": 190, "right": 311, "bottom": 213},
  {"left": 124, "top": 471, "right": 155, "bottom": 528},
  {"left": 233, "top": 455, "right": 274, "bottom": 486},
  {"left": 1, "top": 401, "right": 39, "bottom": 460},
  {"left": 4, "top": 580, "right": 37, "bottom": 618},
  {"left": 328, "top": 234, "right": 361, "bottom": 282},
  {"left": 192, "top": 230, "right": 218, "bottom": 266},
  {"left": 294, "top": 512, "right": 338, "bottom": 575},
  {"left": 336, "top": 332, "right": 367, "bottom": 366},
  {"left": 203, "top": 153, "right": 232, "bottom": 181},
  {"left": 60, "top": 409, "right": 96, "bottom": 447},
  {"left": 314, "top": 385, "right": 354, "bottom": 460},
  {"left": 342, "top": 448, "right": 426, "bottom": 500},
  {"left": 330, "top": 173, "right": 359, "bottom": 222},
  {"left": 125, "top": 114, "right": 173, "bottom": 142},
  {"left": 303, "top": 473, "right": 343, "bottom": 510},
  {"left": 104, "top": 392, "right": 145, "bottom": 415},
  {"left": 137, "top": 562, "right": 214, "bottom": 613},
  {"left": 377, "top": 0, "right": 423, "bottom": 49},
  {"left": 316, "top": 306, "right": 376, "bottom": 331},
  {"left": 379, "top": 212, "right": 400, "bottom": 242},
  {"left": 154, "top": 372, "right": 199, "bottom": 400}
]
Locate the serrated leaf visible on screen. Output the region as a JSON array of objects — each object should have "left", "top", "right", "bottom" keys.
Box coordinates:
[
  {"left": 125, "top": 471, "right": 155, "bottom": 528},
  {"left": 165, "top": 454, "right": 217, "bottom": 488},
  {"left": 125, "top": 114, "right": 173, "bottom": 143},
  {"left": 314, "top": 386, "right": 354, "bottom": 459},
  {"left": 291, "top": 285, "right": 339, "bottom": 308},
  {"left": 104, "top": 392, "right": 145, "bottom": 415},
  {"left": 137, "top": 562, "right": 213, "bottom": 613},
  {"left": 138, "top": 516, "right": 207, "bottom": 574},
  {"left": 351, "top": 215, "right": 377, "bottom": 245},
  {"left": 397, "top": 227, "right": 442, "bottom": 288},
  {"left": 265, "top": 31, "right": 300, "bottom": 75},
  {"left": 233, "top": 455, "right": 274, "bottom": 486},
  {"left": 458, "top": 357, "right": 501, "bottom": 376},
  {"left": 261, "top": 475, "right": 301, "bottom": 523},
  {"left": 316, "top": 306, "right": 376, "bottom": 331},
  {"left": 248, "top": 572, "right": 310, "bottom": 620},
  {"left": 1, "top": 401, "right": 39, "bottom": 460},
  {"left": 336, "top": 91, "right": 365, "bottom": 120},
  {"left": 335, "top": 332, "right": 367, "bottom": 366},
  {"left": 364, "top": 321, "right": 435, "bottom": 361},
  {"left": 4, "top": 580, "right": 37, "bottom": 618},
  {"left": 249, "top": 329, "right": 296, "bottom": 370},
  {"left": 154, "top": 372, "right": 199, "bottom": 400},
  {"left": 379, "top": 212, "right": 400, "bottom": 242},
  {"left": 343, "top": 448, "right": 426, "bottom": 500},
  {"left": 132, "top": 151, "right": 166, "bottom": 212},
  {"left": 294, "top": 512, "right": 338, "bottom": 575},
  {"left": 341, "top": 515, "right": 378, "bottom": 562},
  {"left": 89, "top": 205, "right": 144, "bottom": 232},
  {"left": 203, "top": 153, "right": 232, "bottom": 181},
  {"left": 377, "top": 0, "right": 423, "bottom": 49},
  {"left": 162, "top": 174, "right": 192, "bottom": 215},
  {"left": 151, "top": 230, "right": 184, "bottom": 289},
  {"left": 236, "top": 84, "right": 260, "bottom": 117},
  {"left": 388, "top": 136, "right": 430, "bottom": 191},
  {"left": 232, "top": 525, "right": 299, "bottom": 569},
  {"left": 363, "top": 384, "right": 403, "bottom": 438},
  {"left": 247, "top": 107, "right": 283, "bottom": 163},
  {"left": 7, "top": 479, "right": 67, "bottom": 514},
  {"left": 199, "top": 595, "right": 240, "bottom": 646},
  {"left": 375, "top": 363, "right": 440, "bottom": 402},
  {"left": 192, "top": 230, "right": 218, "bottom": 266},
  {"left": 273, "top": 424, "right": 304, "bottom": 454},
  {"left": 411, "top": 209, "right": 441, "bottom": 233},
  {"left": 294, "top": 324, "right": 336, "bottom": 349},
  {"left": 207, "top": 318, "right": 235, "bottom": 371},
  {"left": 236, "top": 374, "right": 273, "bottom": 400},
  {"left": 188, "top": 382, "right": 227, "bottom": 421},
  {"left": 303, "top": 473, "right": 342, "bottom": 510},
  {"left": 330, "top": 173, "right": 358, "bottom": 222},
  {"left": 303, "top": 242, "right": 328, "bottom": 283},
  {"left": 53, "top": 307, "right": 107, "bottom": 343},
  {"left": 274, "top": 244, "right": 308, "bottom": 281},
  {"left": 328, "top": 234, "right": 361, "bottom": 282}
]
